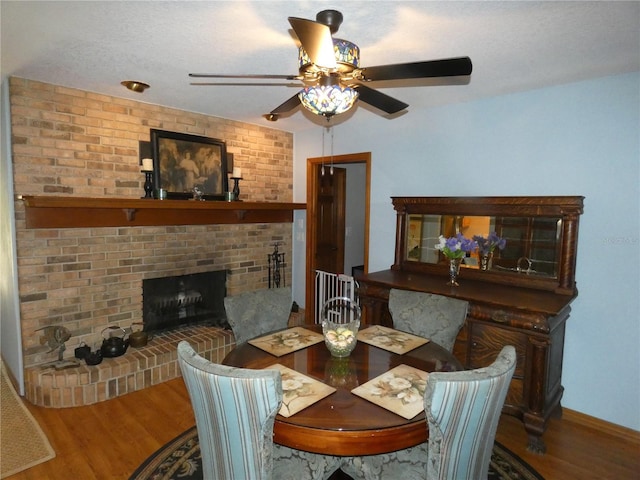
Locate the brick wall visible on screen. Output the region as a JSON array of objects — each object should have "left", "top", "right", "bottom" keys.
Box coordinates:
[{"left": 9, "top": 77, "right": 295, "bottom": 370}]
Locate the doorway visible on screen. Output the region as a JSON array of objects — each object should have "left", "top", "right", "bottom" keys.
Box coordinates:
[{"left": 305, "top": 152, "right": 371, "bottom": 323}]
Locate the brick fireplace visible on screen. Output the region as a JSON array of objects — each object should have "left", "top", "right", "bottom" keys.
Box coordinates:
[{"left": 9, "top": 77, "right": 298, "bottom": 406}]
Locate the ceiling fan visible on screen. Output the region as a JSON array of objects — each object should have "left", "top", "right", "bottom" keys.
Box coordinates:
[{"left": 189, "top": 10, "right": 472, "bottom": 121}]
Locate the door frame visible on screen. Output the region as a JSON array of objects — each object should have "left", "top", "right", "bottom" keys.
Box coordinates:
[{"left": 305, "top": 152, "right": 371, "bottom": 323}]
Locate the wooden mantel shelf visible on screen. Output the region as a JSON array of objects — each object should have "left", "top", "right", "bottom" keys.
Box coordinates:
[{"left": 21, "top": 196, "right": 306, "bottom": 228}]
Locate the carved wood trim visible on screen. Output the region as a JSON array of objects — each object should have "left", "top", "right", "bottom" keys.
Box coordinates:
[{"left": 20, "top": 196, "right": 306, "bottom": 228}]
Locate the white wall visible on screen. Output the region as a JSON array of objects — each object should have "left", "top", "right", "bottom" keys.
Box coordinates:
[
  {"left": 0, "top": 77, "right": 24, "bottom": 391},
  {"left": 293, "top": 72, "right": 640, "bottom": 431}
]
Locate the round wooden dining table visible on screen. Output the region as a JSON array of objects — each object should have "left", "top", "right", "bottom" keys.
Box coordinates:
[{"left": 222, "top": 324, "right": 463, "bottom": 456}]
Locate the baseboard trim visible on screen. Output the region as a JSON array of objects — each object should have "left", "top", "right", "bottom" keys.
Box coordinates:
[{"left": 564, "top": 408, "right": 640, "bottom": 443}]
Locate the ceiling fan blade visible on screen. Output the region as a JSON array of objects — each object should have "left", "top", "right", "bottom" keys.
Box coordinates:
[
  {"left": 189, "top": 73, "right": 299, "bottom": 80},
  {"left": 263, "top": 93, "right": 302, "bottom": 121},
  {"left": 190, "top": 82, "right": 302, "bottom": 87},
  {"left": 270, "top": 93, "right": 301, "bottom": 114},
  {"left": 288, "top": 17, "right": 336, "bottom": 70},
  {"left": 358, "top": 57, "right": 472, "bottom": 82},
  {"left": 354, "top": 85, "right": 409, "bottom": 114}
]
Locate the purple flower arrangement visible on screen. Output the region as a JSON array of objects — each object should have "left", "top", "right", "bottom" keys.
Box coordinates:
[
  {"left": 435, "top": 234, "right": 478, "bottom": 259},
  {"left": 473, "top": 232, "right": 507, "bottom": 255}
]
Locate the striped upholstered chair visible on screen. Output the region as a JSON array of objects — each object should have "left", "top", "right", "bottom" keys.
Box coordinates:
[
  {"left": 224, "top": 286, "right": 292, "bottom": 345},
  {"left": 424, "top": 345, "right": 516, "bottom": 479},
  {"left": 177, "top": 341, "right": 340, "bottom": 480},
  {"left": 342, "top": 346, "right": 516, "bottom": 480},
  {"left": 388, "top": 289, "right": 468, "bottom": 352}
]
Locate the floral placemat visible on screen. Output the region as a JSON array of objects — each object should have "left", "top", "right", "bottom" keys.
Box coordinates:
[
  {"left": 267, "top": 364, "right": 336, "bottom": 417},
  {"left": 248, "top": 327, "right": 324, "bottom": 356},
  {"left": 357, "top": 325, "right": 429, "bottom": 354},
  {"left": 351, "top": 364, "right": 428, "bottom": 419}
]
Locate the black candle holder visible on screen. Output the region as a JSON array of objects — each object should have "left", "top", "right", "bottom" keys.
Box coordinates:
[
  {"left": 231, "top": 177, "right": 242, "bottom": 201},
  {"left": 142, "top": 170, "right": 154, "bottom": 199}
]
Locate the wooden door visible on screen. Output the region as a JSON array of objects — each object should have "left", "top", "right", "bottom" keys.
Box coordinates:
[
  {"left": 315, "top": 166, "right": 346, "bottom": 274},
  {"left": 305, "top": 152, "right": 371, "bottom": 324}
]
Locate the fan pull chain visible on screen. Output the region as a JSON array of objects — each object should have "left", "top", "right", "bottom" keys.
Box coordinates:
[
  {"left": 321, "top": 117, "right": 335, "bottom": 176},
  {"left": 330, "top": 125, "right": 334, "bottom": 175},
  {"left": 321, "top": 124, "right": 325, "bottom": 176}
]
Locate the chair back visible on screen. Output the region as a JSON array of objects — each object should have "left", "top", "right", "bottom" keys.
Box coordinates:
[
  {"left": 425, "top": 345, "right": 516, "bottom": 480},
  {"left": 389, "top": 289, "right": 468, "bottom": 352},
  {"left": 224, "top": 286, "right": 292, "bottom": 344},
  {"left": 177, "top": 341, "right": 282, "bottom": 480}
]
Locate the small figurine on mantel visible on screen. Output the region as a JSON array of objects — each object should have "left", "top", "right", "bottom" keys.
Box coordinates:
[
  {"left": 192, "top": 186, "right": 204, "bottom": 201},
  {"left": 36, "top": 325, "right": 79, "bottom": 369}
]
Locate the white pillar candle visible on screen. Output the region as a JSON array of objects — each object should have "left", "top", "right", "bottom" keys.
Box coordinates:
[
  {"left": 142, "top": 158, "right": 154, "bottom": 171},
  {"left": 232, "top": 167, "right": 242, "bottom": 178}
]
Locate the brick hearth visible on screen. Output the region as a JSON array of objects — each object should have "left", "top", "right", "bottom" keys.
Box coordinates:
[
  {"left": 24, "top": 325, "right": 235, "bottom": 408},
  {"left": 24, "top": 310, "right": 306, "bottom": 407}
]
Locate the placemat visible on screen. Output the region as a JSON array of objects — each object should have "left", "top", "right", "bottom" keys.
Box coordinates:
[
  {"left": 351, "top": 364, "right": 428, "bottom": 419},
  {"left": 248, "top": 327, "right": 324, "bottom": 356},
  {"left": 267, "top": 364, "right": 336, "bottom": 417},
  {"left": 357, "top": 325, "right": 429, "bottom": 354}
]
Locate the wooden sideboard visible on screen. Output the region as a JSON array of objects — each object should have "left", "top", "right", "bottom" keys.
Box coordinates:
[
  {"left": 357, "top": 196, "right": 584, "bottom": 453},
  {"left": 356, "top": 270, "right": 573, "bottom": 453}
]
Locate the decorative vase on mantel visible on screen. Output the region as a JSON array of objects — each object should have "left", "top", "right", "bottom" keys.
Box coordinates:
[
  {"left": 447, "top": 257, "right": 463, "bottom": 287},
  {"left": 479, "top": 252, "right": 493, "bottom": 271}
]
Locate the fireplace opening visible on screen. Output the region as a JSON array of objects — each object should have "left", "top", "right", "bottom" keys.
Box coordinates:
[{"left": 142, "top": 270, "right": 230, "bottom": 334}]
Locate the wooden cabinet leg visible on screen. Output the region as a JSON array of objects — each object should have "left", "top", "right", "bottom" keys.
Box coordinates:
[
  {"left": 523, "top": 411, "right": 547, "bottom": 454},
  {"left": 552, "top": 402, "right": 564, "bottom": 419},
  {"left": 526, "top": 433, "right": 547, "bottom": 454}
]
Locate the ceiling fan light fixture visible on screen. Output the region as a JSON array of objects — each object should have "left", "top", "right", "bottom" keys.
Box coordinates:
[
  {"left": 298, "top": 81, "right": 358, "bottom": 117},
  {"left": 121, "top": 80, "right": 150, "bottom": 93},
  {"left": 189, "top": 10, "right": 472, "bottom": 123},
  {"left": 298, "top": 39, "right": 360, "bottom": 74}
]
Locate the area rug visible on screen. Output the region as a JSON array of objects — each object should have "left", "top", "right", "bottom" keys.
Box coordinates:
[
  {"left": 130, "top": 426, "right": 544, "bottom": 480},
  {"left": 1, "top": 361, "right": 55, "bottom": 478}
]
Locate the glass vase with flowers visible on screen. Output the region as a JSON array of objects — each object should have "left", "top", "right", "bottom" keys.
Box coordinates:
[
  {"left": 435, "top": 234, "right": 477, "bottom": 286},
  {"left": 472, "top": 232, "right": 507, "bottom": 271}
]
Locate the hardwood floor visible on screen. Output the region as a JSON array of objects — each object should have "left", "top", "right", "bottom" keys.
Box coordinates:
[
  {"left": 8, "top": 377, "right": 640, "bottom": 480},
  {"left": 495, "top": 409, "right": 640, "bottom": 479}
]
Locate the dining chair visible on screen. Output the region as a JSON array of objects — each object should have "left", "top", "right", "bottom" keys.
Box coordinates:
[
  {"left": 424, "top": 345, "right": 516, "bottom": 479},
  {"left": 388, "top": 289, "right": 468, "bottom": 352},
  {"left": 177, "top": 341, "right": 340, "bottom": 480},
  {"left": 224, "top": 286, "right": 292, "bottom": 344},
  {"left": 341, "top": 345, "right": 516, "bottom": 480}
]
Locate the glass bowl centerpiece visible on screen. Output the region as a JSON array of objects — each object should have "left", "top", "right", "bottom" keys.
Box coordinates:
[{"left": 321, "top": 297, "right": 361, "bottom": 357}]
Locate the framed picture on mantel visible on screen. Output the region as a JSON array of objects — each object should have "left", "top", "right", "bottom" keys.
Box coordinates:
[{"left": 150, "top": 129, "right": 229, "bottom": 200}]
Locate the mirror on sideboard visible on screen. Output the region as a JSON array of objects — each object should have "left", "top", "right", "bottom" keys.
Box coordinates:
[
  {"left": 406, "top": 214, "right": 562, "bottom": 277},
  {"left": 392, "top": 196, "right": 584, "bottom": 294}
]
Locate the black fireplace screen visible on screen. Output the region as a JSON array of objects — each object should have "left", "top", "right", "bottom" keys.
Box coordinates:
[{"left": 142, "top": 270, "right": 230, "bottom": 333}]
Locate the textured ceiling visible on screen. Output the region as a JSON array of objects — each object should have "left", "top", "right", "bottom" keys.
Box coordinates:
[{"left": 2, "top": 1, "right": 639, "bottom": 133}]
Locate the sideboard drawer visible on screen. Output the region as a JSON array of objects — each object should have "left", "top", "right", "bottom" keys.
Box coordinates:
[
  {"left": 469, "top": 322, "right": 528, "bottom": 377},
  {"left": 505, "top": 377, "right": 524, "bottom": 406},
  {"left": 452, "top": 323, "right": 468, "bottom": 363}
]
